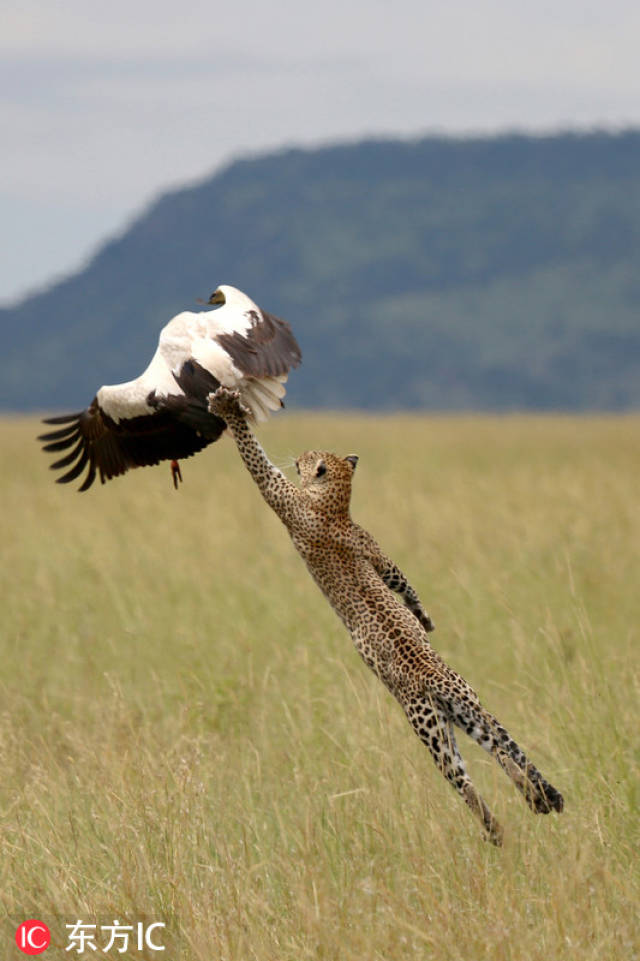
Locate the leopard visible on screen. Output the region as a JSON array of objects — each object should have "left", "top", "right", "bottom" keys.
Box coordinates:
[{"left": 208, "top": 386, "right": 564, "bottom": 845}]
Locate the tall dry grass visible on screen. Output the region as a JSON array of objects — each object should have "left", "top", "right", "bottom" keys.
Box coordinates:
[{"left": 1, "top": 414, "right": 638, "bottom": 959}]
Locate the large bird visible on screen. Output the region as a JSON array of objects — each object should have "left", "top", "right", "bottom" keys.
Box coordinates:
[{"left": 39, "top": 285, "right": 301, "bottom": 491}]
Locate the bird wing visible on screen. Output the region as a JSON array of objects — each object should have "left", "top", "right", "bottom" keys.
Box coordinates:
[
  {"left": 170, "top": 304, "right": 302, "bottom": 422},
  {"left": 39, "top": 293, "right": 301, "bottom": 491},
  {"left": 213, "top": 308, "right": 302, "bottom": 379},
  {"left": 39, "top": 390, "right": 225, "bottom": 491}
]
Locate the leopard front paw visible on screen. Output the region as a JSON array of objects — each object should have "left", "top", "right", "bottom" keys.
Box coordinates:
[{"left": 208, "top": 386, "right": 249, "bottom": 419}]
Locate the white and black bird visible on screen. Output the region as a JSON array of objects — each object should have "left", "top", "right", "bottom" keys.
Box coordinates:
[{"left": 39, "top": 285, "right": 301, "bottom": 491}]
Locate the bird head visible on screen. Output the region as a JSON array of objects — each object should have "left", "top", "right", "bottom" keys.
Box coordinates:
[
  {"left": 207, "top": 287, "right": 226, "bottom": 306},
  {"left": 206, "top": 285, "right": 258, "bottom": 312}
]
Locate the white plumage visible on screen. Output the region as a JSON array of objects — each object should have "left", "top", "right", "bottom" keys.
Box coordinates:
[{"left": 39, "top": 285, "right": 301, "bottom": 491}]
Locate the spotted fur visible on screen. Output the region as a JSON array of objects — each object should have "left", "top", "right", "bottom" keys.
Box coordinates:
[{"left": 209, "top": 387, "right": 564, "bottom": 844}]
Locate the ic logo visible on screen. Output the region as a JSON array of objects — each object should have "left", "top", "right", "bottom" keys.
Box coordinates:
[{"left": 15, "top": 920, "right": 51, "bottom": 955}]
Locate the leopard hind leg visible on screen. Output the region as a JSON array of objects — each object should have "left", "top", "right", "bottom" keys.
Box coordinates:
[
  {"left": 404, "top": 700, "right": 504, "bottom": 845},
  {"left": 447, "top": 698, "right": 564, "bottom": 815}
]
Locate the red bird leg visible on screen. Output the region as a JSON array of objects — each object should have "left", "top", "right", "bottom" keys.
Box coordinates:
[{"left": 171, "top": 460, "right": 183, "bottom": 489}]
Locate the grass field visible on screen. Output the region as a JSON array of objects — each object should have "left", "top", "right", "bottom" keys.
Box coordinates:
[{"left": 1, "top": 414, "right": 638, "bottom": 960}]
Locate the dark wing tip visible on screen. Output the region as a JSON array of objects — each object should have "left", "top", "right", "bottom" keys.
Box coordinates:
[
  {"left": 54, "top": 447, "right": 90, "bottom": 484},
  {"left": 50, "top": 437, "right": 84, "bottom": 469},
  {"left": 77, "top": 462, "right": 98, "bottom": 492},
  {"left": 41, "top": 412, "right": 84, "bottom": 425},
  {"left": 38, "top": 423, "right": 81, "bottom": 444},
  {"left": 39, "top": 411, "right": 97, "bottom": 491}
]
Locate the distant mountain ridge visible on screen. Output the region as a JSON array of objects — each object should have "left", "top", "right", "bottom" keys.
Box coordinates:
[{"left": 2, "top": 130, "right": 640, "bottom": 411}]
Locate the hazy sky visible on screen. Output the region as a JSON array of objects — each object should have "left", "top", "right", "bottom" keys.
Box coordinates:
[{"left": 2, "top": 0, "right": 639, "bottom": 304}]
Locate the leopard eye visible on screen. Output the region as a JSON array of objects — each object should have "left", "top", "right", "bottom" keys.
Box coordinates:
[{"left": 315, "top": 462, "right": 326, "bottom": 477}]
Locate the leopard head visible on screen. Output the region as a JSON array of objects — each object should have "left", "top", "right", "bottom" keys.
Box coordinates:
[{"left": 294, "top": 451, "right": 358, "bottom": 513}]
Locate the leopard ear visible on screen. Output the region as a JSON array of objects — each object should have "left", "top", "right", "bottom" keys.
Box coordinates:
[{"left": 344, "top": 455, "right": 359, "bottom": 472}]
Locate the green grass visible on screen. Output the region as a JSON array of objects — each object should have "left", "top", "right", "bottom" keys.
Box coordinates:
[{"left": 1, "top": 414, "right": 638, "bottom": 960}]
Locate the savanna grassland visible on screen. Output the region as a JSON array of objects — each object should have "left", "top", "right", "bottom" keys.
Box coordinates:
[{"left": 1, "top": 414, "right": 638, "bottom": 960}]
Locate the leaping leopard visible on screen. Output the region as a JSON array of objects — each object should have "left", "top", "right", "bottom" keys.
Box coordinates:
[{"left": 208, "top": 386, "right": 564, "bottom": 845}]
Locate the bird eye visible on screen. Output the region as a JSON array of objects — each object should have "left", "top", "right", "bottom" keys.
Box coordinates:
[{"left": 316, "top": 462, "right": 326, "bottom": 477}]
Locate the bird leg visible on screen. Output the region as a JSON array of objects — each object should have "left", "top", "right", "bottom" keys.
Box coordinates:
[{"left": 171, "top": 460, "right": 183, "bottom": 489}]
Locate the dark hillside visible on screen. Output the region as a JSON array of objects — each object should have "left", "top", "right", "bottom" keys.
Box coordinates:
[{"left": 2, "top": 131, "right": 640, "bottom": 411}]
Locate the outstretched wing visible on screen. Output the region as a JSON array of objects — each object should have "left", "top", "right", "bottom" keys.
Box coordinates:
[
  {"left": 39, "top": 389, "right": 225, "bottom": 491},
  {"left": 215, "top": 309, "right": 302, "bottom": 378}
]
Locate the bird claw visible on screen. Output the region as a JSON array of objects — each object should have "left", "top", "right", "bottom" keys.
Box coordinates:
[{"left": 208, "top": 387, "right": 250, "bottom": 419}]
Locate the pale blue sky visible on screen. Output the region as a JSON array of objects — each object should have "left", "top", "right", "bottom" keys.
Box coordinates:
[{"left": 2, "top": 0, "right": 639, "bottom": 304}]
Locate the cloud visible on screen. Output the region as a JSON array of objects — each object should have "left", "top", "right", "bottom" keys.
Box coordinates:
[{"left": 2, "top": 0, "right": 640, "bottom": 302}]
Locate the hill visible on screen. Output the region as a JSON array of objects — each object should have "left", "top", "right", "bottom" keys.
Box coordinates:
[{"left": 2, "top": 131, "right": 640, "bottom": 411}]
